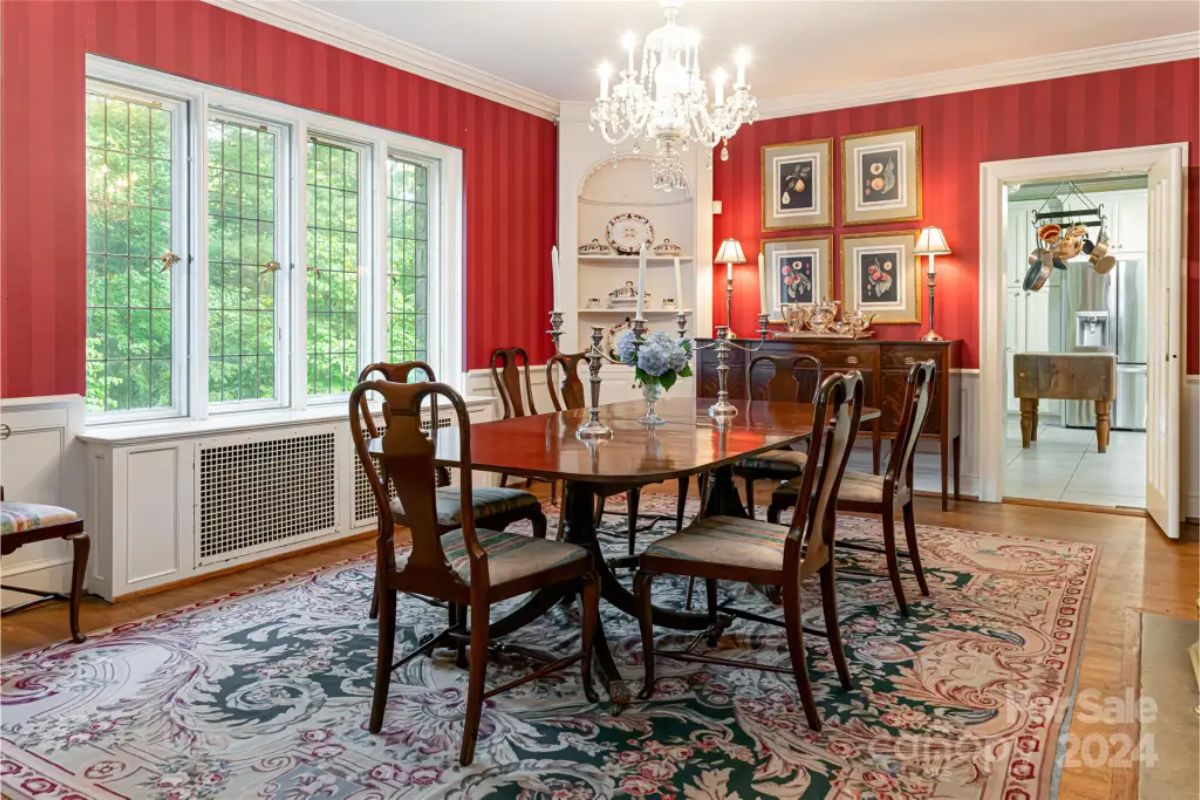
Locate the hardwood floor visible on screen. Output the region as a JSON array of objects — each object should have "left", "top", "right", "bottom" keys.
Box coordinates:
[{"left": 2, "top": 489, "right": 1195, "bottom": 799}]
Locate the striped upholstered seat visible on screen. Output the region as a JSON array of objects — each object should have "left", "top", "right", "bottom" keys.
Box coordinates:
[
  {"left": 390, "top": 486, "right": 540, "bottom": 526},
  {"left": 1, "top": 502, "right": 79, "bottom": 536},
  {"left": 774, "top": 469, "right": 911, "bottom": 510},
  {"left": 642, "top": 515, "right": 794, "bottom": 574},
  {"left": 398, "top": 528, "right": 587, "bottom": 589}
]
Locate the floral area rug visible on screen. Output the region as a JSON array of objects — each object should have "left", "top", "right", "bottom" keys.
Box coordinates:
[{"left": 1, "top": 497, "right": 1097, "bottom": 799}]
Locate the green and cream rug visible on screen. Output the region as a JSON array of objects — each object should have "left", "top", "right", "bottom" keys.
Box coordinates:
[{"left": 1, "top": 499, "right": 1097, "bottom": 799}]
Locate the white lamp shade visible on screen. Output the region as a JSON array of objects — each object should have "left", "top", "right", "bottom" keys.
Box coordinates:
[
  {"left": 914, "top": 226, "right": 951, "bottom": 256},
  {"left": 715, "top": 237, "right": 747, "bottom": 264}
]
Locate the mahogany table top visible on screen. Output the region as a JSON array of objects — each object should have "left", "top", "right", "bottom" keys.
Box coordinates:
[{"left": 370, "top": 397, "right": 880, "bottom": 486}]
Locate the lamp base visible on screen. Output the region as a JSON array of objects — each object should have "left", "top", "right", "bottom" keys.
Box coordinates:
[{"left": 921, "top": 329, "right": 944, "bottom": 342}]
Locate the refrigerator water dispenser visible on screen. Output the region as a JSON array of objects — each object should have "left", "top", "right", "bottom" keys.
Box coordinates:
[{"left": 1074, "top": 311, "right": 1109, "bottom": 349}]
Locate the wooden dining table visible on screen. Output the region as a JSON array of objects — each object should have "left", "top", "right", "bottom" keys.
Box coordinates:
[{"left": 374, "top": 396, "right": 880, "bottom": 702}]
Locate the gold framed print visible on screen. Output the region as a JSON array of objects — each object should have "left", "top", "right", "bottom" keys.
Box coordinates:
[
  {"left": 761, "top": 138, "right": 834, "bottom": 230},
  {"left": 840, "top": 126, "right": 922, "bottom": 225},
  {"left": 840, "top": 231, "right": 922, "bottom": 324},
  {"left": 762, "top": 235, "right": 833, "bottom": 320}
]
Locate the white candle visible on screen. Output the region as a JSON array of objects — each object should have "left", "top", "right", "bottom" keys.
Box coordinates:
[
  {"left": 673, "top": 256, "right": 683, "bottom": 312},
  {"left": 598, "top": 62, "right": 612, "bottom": 100},
  {"left": 735, "top": 47, "right": 749, "bottom": 87},
  {"left": 758, "top": 251, "right": 768, "bottom": 316},
  {"left": 622, "top": 32, "right": 636, "bottom": 74},
  {"left": 712, "top": 68, "right": 726, "bottom": 106},
  {"left": 636, "top": 243, "right": 647, "bottom": 319},
  {"left": 551, "top": 245, "right": 560, "bottom": 311}
]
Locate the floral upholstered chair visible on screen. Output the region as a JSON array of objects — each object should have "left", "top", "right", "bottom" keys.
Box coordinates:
[{"left": 1, "top": 489, "right": 89, "bottom": 642}]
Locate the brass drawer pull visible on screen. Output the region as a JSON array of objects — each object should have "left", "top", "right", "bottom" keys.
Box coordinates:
[
  {"left": 903, "top": 356, "right": 916, "bottom": 365},
  {"left": 846, "top": 356, "right": 859, "bottom": 365}
]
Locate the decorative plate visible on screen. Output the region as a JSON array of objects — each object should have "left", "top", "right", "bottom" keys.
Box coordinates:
[
  {"left": 653, "top": 238, "right": 683, "bottom": 256},
  {"left": 605, "top": 213, "right": 655, "bottom": 255},
  {"left": 578, "top": 238, "right": 611, "bottom": 255}
]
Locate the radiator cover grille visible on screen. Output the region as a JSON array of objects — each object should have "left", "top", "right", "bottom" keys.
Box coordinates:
[{"left": 199, "top": 431, "right": 337, "bottom": 562}]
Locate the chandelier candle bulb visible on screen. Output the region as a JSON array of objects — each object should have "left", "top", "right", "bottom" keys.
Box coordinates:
[
  {"left": 598, "top": 62, "right": 612, "bottom": 100},
  {"left": 712, "top": 68, "right": 726, "bottom": 106},
  {"left": 622, "top": 32, "right": 637, "bottom": 73},
  {"left": 735, "top": 47, "right": 749, "bottom": 87}
]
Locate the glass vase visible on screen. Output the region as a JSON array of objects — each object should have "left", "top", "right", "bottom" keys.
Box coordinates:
[{"left": 638, "top": 382, "right": 667, "bottom": 427}]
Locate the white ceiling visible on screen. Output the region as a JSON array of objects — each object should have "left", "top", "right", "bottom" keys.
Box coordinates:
[{"left": 303, "top": 0, "right": 1199, "bottom": 103}]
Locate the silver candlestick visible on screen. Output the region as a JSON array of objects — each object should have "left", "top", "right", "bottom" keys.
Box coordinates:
[
  {"left": 692, "top": 314, "right": 770, "bottom": 427},
  {"left": 576, "top": 325, "right": 614, "bottom": 440},
  {"left": 547, "top": 310, "right": 564, "bottom": 354}
]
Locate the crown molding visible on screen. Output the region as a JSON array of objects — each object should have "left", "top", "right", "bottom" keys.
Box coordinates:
[
  {"left": 757, "top": 32, "right": 1200, "bottom": 120},
  {"left": 202, "top": 0, "right": 560, "bottom": 121}
]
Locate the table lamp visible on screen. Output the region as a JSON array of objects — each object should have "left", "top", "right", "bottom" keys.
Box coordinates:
[
  {"left": 715, "top": 237, "right": 746, "bottom": 338},
  {"left": 914, "top": 226, "right": 950, "bottom": 341}
]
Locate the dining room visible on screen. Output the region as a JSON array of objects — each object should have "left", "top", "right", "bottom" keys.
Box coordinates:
[{"left": 1, "top": 1, "right": 1198, "bottom": 798}]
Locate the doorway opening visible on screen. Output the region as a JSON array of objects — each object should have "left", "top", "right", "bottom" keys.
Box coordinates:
[{"left": 1002, "top": 175, "right": 1148, "bottom": 509}]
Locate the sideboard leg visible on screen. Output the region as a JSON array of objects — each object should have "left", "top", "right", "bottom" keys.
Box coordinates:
[
  {"left": 872, "top": 420, "right": 882, "bottom": 475},
  {"left": 940, "top": 436, "right": 949, "bottom": 510}
]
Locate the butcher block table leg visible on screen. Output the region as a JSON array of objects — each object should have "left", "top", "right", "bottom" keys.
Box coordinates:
[
  {"left": 1094, "top": 400, "right": 1111, "bottom": 453},
  {"left": 1019, "top": 398, "right": 1038, "bottom": 448}
]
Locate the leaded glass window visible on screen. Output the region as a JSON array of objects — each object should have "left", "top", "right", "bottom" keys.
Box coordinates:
[
  {"left": 207, "top": 116, "right": 281, "bottom": 405},
  {"left": 386, "top": 156, "right": 429, "bottom": 364},
  {"left": 306, "top": 138, "right": 361, "bottom": 397},
  {"left": 85, "top": 87, "right": 182, "bottom": 415}
]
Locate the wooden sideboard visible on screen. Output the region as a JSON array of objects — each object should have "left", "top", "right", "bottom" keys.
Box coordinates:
[{"left": 696, "top": 336, "right": 962, "bottom": 508}]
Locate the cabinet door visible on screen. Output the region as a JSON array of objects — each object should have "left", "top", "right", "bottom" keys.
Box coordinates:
[
  {"left": 1006, "top": 201, "right": 1036, "bottom": 286},
  {"left": 1114, "top": 190, "right": 1147, "bottom": 253}
]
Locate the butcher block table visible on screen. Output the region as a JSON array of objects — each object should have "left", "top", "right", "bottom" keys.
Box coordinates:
[
  {"left": 374, "top": 396, "right": 880, "bottom": 702},
  {"left": 1012, "top": 352, "right": 1117, "bottom": 453}
]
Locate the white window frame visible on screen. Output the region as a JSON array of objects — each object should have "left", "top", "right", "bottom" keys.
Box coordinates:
[
  {"left": 202, "top": 108, "right": 293, "bottom": 415},
  {"left": 84, "top": 55, "right": 465, "bottom": 425},
  {"left": 83, "top": 78, "right": 192, "bottom": 424}
]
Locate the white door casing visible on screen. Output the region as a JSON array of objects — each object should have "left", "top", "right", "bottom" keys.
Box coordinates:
[
  {"left": 977, "top": 143, "right": 1187, "bottom": 534},
  {"left": 1144, "top": 147, "right": 1184, "bottom": 538}
]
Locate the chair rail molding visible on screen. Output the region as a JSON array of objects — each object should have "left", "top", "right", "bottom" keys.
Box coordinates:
[{"left": 978, "top": 142, "right": 1191, "bottom": 512}]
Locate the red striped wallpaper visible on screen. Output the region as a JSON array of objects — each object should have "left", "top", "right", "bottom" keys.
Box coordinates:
[
  {"left": 0, "top": 0, "right": 558, "bottom": 398},
  {"left": 713, "top": 59, "right": 1200, "bottom": 371}
]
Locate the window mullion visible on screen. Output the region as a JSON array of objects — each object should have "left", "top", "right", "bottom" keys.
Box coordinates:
[
  {"left": 291, "top": 121, "right": 310, "bottom": 411},
  {"left": 189, "top": 95, "right": 210, "bottom": 420}
]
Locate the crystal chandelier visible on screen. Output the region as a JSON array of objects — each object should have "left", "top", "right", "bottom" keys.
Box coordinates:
[{"left": 589, "top": 0, "right": 758, "bottom": 192}]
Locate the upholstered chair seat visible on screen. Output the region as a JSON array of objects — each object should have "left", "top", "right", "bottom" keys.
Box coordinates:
[
  {"left": 736, "top": 449, "right": 808, "bottom": 475},
  {"left": 641, "top": 516, "right": 800, "bottom": 579},
  {"left": 775, "top": 470, "right": 910, "bottom": 509},
  {"left": 435, "top": 528, "right": 590, "bottom": 589},
  {"left": 390, "top": 487, "right": 540, "bottom": 527},
  {"left": 1, "top": 502, "right": 79, "bottom": 535}
]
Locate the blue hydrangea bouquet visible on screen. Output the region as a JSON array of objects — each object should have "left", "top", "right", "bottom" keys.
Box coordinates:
[{"left": 614, "top": 329, "right": 693, "bottom": 426}]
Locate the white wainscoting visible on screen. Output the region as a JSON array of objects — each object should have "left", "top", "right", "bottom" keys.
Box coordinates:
[{"left": 0, "top": 396, "right": 87, "bottom": 607}]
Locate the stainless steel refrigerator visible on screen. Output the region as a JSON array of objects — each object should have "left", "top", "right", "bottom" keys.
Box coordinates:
[{"left": 1061, "top": 258, "right": 1147, "bottom": 430}]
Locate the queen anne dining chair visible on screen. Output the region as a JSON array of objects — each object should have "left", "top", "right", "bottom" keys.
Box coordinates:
[
  {"left": 634, "top": 371, "right": 865, "bottom": 731},
  {"left": 546, "top": 351, "right": 692, "bottom": 550},
  {"left": 491, "top": 346, "right": 559, "bottom": 503},
  {"left": 732, "top": 354, "right": 823, "bottom": 518},
  {"left": 350, "top": 379, "right": 599, "bottom": 766},
  {"left": 768, "top": 360, "right": 935, "bottom": 616},
  {"left": 357, "top": 361, "right": 547, "bottom": 620},
  {"left": 0, "top": 487, "right": 89, "bottom": 643}
]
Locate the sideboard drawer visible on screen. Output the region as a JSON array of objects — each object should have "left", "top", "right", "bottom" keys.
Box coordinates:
[
  {"left": 881, "top": 344, "right": 946, "bottom": 370},
  {"left": 807, "top": 343, "right": 879, "bottom": 370}
]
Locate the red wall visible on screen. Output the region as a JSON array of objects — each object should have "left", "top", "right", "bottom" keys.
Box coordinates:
[
  {"left": 0, "top": 0, "right": 557, "bottom": 398},
  {"left": 713, "top": 59, "right": 1200, "bottom": 371}
]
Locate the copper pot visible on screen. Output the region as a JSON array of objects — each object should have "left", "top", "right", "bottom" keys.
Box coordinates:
[{"left": 1023, "top": 250, "right": 1054, "bottom": 291}]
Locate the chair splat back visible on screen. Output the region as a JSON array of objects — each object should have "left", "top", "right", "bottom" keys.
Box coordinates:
[
  {"left": 349, "top": 380, "right": 481, "bottom": 588},
  {"left": 885, "top": 360, "right": 936, "bottom": 492},
  {"left": 546, "top": 352, "right": 588, "bottom": 411},
  {"left": 490, "top": 347, "right": 537, "bottom": 419},
  {"left": 357, "top": 361, "right": 449, "bottom": 486},
  {"left": 782, "top": 371, "right": 865, "bottom": 573},
  {"left": 748, "top": 354, "right": 823, "bottom": 403}
]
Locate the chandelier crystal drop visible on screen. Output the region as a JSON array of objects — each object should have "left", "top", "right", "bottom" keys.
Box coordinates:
[{"left": 589, "top": 0, "right": 758, "bottom": 192}]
